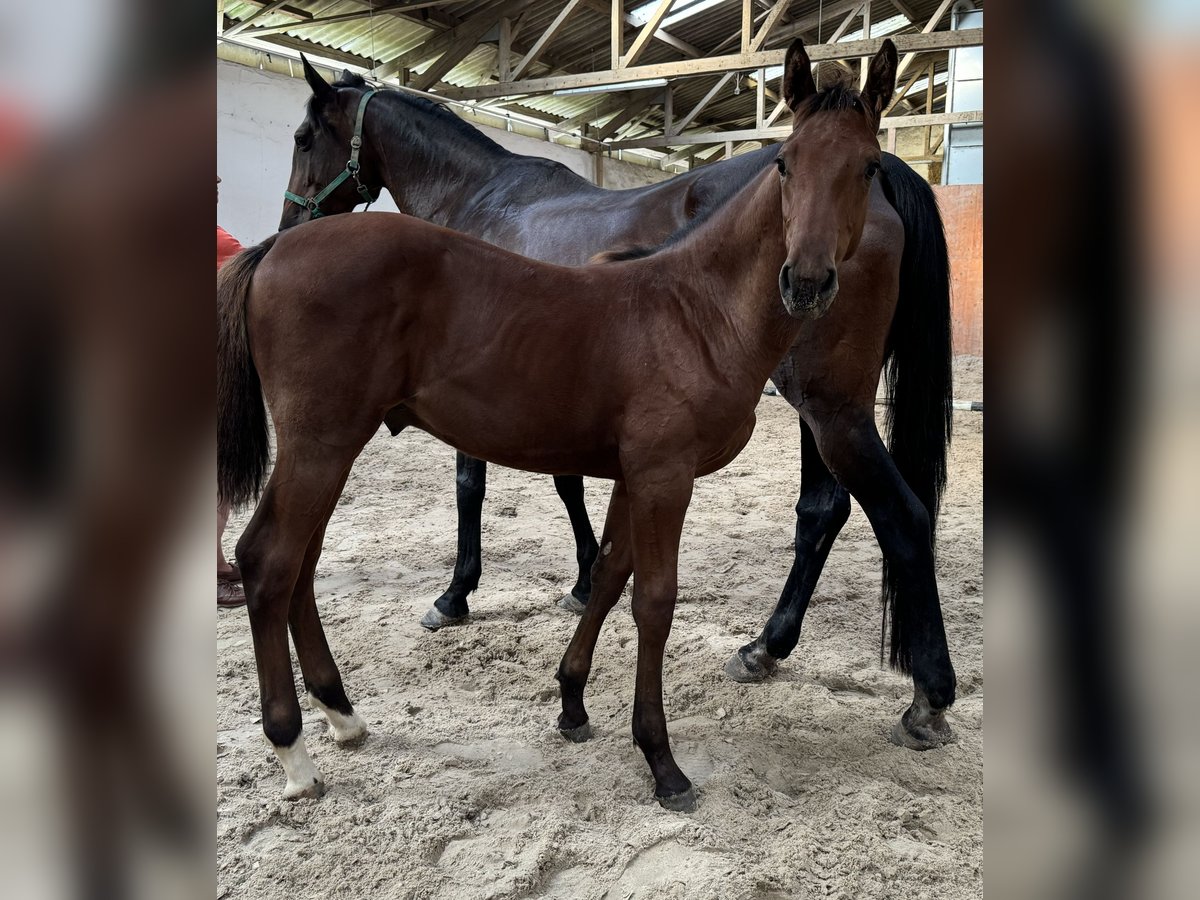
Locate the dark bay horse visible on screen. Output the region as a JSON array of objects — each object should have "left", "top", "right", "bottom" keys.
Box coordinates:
[
  {"left": 219, "top": 42, "right": 934, "bottom": 808},
  {"left": 281, "top": 44, "right": 956, "bottom": 736}
]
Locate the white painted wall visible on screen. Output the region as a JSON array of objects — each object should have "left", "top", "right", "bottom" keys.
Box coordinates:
[{"left": 217, "top": 60, "right": 669, "bottom": 244}]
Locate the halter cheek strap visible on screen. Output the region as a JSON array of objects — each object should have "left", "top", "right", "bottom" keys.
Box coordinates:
[{"left": 284, "top": 89, "right": 380, "bottom": 218}]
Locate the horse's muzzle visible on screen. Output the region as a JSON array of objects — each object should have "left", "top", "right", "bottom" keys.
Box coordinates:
[{"left": 779, "top": 264, "right": 839, "bottom": 318}]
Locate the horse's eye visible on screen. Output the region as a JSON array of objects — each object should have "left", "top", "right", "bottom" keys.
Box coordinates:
[
  {"left": 295, "top": 134, "right": 311, "bottom": 152},
  {"left": 865, "top": 160, "right": 881, "bottom": 179},
  {"left": 775, "top": 157, "right": 786, "bottom": 177}
]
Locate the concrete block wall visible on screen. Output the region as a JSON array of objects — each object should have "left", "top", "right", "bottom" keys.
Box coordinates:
[{"left": 217, "top": 60, "right": 669, "bottom": 244}]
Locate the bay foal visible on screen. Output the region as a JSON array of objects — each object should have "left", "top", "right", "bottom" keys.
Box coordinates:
[{"left": 219, "top": 43, "right": 925, "bottom": 808}]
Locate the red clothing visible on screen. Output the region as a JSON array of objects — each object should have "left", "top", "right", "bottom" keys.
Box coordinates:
[{"left": 217, "top": 226, "right": 243, "bottom": 270}]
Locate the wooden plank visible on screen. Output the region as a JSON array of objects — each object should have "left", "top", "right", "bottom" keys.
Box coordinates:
[
  {"left": 579, "top": 0, "right": 700, "bottom": 60},
  {"left": 382, "top": 1, "right": 517, "bottom": 77},
  {"left": 749, "top": 0, "right": 790, "bottom": 53},
  {"left": 498, "top": 16, "right": 513, "bottom": 81},
  {"left": 896, "top": 0, "right": 955, "bottom": 78},
  {"left": 611, "top": 0, "right": 622, "bottom": 68},
  {"left": 605, "top": 109, "right": 982, "bottom": 149},
  {"left": 236, "top": 1, "right": 451, "bottom": 38},
  {"left": 621, "top": 0, "right": 681, "bottom": 68},
  {"left": 673, "top": 72, "right": 735, "bottom": 133},
  {"left": 596, "top": 93, "right": 658, "bottom": 140},
  {"left": 741, "top": 0, "right": 752, "bottom": 53},
  {"left": 511, "top": 0, "right": 586, "bottom": 80},
  {"left": 439, "top": 28, "right": 983, "bottom": 100}
]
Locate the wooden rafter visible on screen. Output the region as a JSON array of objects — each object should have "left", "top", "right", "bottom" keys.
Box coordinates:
[
  {"left": 608, "top": 108, "right": 982, "bottom": 150},
  {"left": 621, "top": 0, "right": 681, "bottom": 69},
  {"left": 439, "top": 29, "right": 982, "bottom": 101},
  {"left": 748, "top": 0, "right": 790, "bottom": 53},
  {"left": 510, "top": 0, "right": 586, "bottom": 81},
  {"left": 896, "top": 0, "right": 956, "bottom": 77}
]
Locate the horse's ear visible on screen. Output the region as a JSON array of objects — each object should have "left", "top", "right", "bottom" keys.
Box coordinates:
[
  {"left": 782, "top": 39, "right": 817, "bottom": 114},
  {"left": 861, "top": 39, "right": 898, "bottom": 124},
  {"left": 301, "top": 54, "right": 334, "bottom": 105}
]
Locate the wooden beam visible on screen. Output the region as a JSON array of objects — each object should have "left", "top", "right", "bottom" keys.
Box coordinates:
[
  {"left": 511, "top": 0, "right": 585, "bottom": 81},
  {"left": 611, "top": 0, "right": 622, "bottom": 68},
  {"left": 749, "top": 0, "right": 790, "bottom": 53},
  {"left": 621, "top": 0, "right": 681, "bottom": 69},
  {"left": 606, "top": 109, "right": 983, "bottom": 149},
  {"left": 555, "top": 92, "right": 637, "bottom": 132},
  {"left": 896, "top": 0, "right": 955, "bottom": 78},
  {"left": 741, "top": 0, "right": 752, "bottom": 53},
  {"left": 223, "top": 0, "right": 292, "bottom": 38},
  {"left": 383, "top": 0, "right": 531, "bottom": 79},
  {"left": 860, "top": 1, "right": 871, "bottom": 89},
  {"left": 890, "top": 0, "right": 919, "bottom": 23},
  {"left": 413, "top": 32, "right": 486, "bottom": 91},
  {"left": 673, "top": 72, "right": 735, "bottom": 134},
  {"left": 597, "top": 94, "right": 658, "bottom": 140},
  {"left": 767, "top": 0, "right": 860, "bottom": 47},
  {"left": 884, "top": 57, "right": 925, "bottom": 115},
  {"left": 439, "top": 29, "right": 983, "bottom": 100},
  {"left": 235, "top": 1, "right": 451, "bottom": 38},
  {"left": 498, "top": 16, "right": 513, "bottom": 81}
]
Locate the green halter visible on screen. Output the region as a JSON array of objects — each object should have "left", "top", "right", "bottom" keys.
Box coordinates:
[{"left": 284, "top": 89, "right": 380, "bottom": 218}]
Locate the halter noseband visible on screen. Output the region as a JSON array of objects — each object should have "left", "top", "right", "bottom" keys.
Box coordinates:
[{"left": 284, "top": 89, "right": 380, "bottom": 218}]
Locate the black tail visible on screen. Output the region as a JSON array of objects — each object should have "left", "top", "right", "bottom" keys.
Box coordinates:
[
  {"left": 217, "top": 234, "right": 278, "bottom": 508},
  {"left": 878, "top": 154, "right": 954, "bottom": 672}
]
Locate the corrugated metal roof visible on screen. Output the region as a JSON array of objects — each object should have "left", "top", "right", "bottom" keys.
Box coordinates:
[{"left": 220, "top": 0, "right": 972, "bottom": 159}]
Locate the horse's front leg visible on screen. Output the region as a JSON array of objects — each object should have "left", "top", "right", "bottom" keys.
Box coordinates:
[
  {"left": 420, "top": 452, "right": 485, "bottom": 630},
  {"left": 553, "top": 475, "right": 600, "bottom": 613},
  {"left": 625, "top": 465, "right": 696, "bottom": 810},
  {"left": 726, "top": 417, "right": 850, "bottom": 681}
]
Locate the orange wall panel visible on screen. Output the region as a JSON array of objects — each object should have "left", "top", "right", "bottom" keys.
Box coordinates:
[{"left": 932, "top": 184, "right": 983, "bottom": 356}]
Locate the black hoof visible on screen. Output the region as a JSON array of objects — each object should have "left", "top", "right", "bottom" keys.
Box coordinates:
[
  {"left": 890, "top": 705, "right": 954, "bottom": 750},
  {"left": 557, "top": 719, "right": 592, "bottom": 742},
  {"left": 656, "top": 783, "right": 698, "bottom": 812},
  {"left": 724, "top": 643, "right": 778, "bottom": 683},
  {"left": 420, "top": 606, "right": 468, "bottom": 631},
  {"left": 557, "top": 593, "right": 586, "bottom": 614}
]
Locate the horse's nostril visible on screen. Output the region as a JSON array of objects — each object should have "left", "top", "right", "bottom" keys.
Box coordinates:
[
  {"left": 821, "top": 268, "right": 837, "bottom": 295},
  {"left": 778, "top": 264, "right": 793, "bottom": 297}
]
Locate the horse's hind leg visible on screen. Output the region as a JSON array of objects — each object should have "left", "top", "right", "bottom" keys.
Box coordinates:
[
  {"left": 421, "top": 452, "right": 484, "bottom": 630},
  {"left": 556, "top": 481, "right": 632, "bottom": 740},
  {"left": 726, "top": 418, "right": 850, "bottom": 682},
  {"left": 811, "top": 409, "right": 956, "bottom": 749},
  {"left": 289, "top": 471, "right": 368, "bottom": 747},
  {"left": 238, "top": 442, "right": 365, "bottom": 799},
  {"left": 553, "top": 475, "right": 600, "bottom": 613}
]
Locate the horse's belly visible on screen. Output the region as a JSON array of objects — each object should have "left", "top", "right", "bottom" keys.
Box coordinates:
[
  {"left": 696, "top": 414, "right": 757, "bottom": 478},
  {"left": 406, "top": 394, "right": 622, "bottom": 479}
]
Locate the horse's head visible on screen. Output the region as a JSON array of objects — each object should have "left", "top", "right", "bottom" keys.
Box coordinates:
[
  {"left": 774, "top": 38, "right": 896, "bottom": 318},
  {"left": 279, "top": 57, "right": 385, "bottom": 230}
]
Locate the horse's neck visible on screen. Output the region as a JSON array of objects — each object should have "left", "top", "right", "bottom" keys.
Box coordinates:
[
  {"left": 371, "top": 98, "right": 510, "bottom": 225},
  {"left": 671, "top": 170, "right": 800, "bottom": 374}
]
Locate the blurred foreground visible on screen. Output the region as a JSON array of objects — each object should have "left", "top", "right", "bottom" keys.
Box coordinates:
[{"left": 0, "top": 1, "right": 1197, "bottom": 897}]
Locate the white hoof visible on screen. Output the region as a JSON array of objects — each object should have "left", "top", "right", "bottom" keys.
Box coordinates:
[
  {"left": 273, "top": 734, "right": 325, "bottom": 800},
  {"left": 308, "top": 693, "right": 369, "bottom": 746}
]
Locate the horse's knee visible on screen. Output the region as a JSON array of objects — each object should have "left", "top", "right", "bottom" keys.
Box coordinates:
[{"left": 262, "top": 698, "right": 302, "bottom": 749}]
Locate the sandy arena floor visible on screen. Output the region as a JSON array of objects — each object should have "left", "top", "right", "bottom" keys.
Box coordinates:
[{"left": 217, "top": 358, "right": 983, "bottom": 900}]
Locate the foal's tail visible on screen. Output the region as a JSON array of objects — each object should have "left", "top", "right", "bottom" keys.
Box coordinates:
[
  {"left": 217, "top": 234, "right": 278, "bottom": 508},
  {"left": 879, "top": 155, "right": 954, "bottom": 673}
]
